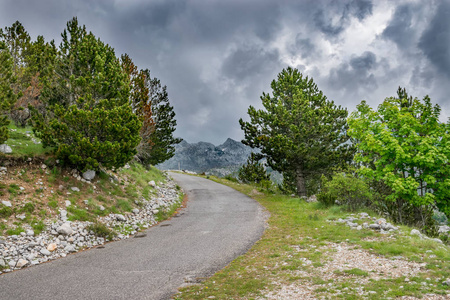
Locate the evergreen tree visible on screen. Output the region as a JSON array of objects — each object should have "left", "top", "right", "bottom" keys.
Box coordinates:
[
  {"left": 144, "top": 72, "right": 181, "bottom": 165},
  {"left": 238, "top": 153, "right": 270, "bottom": 184},
  {"left": 240, "top": 67, "right": 354, "bottom": 197},
  {"left": 0, "top": 41, "right": 17, "bottom": 144},
  {"left": 32, "top": 17, "right": 141, "bottom": 171}
]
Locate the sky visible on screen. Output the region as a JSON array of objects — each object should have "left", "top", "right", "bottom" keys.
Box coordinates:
[{"left": 1, "top": 0, "right": 449, "bottom": 145}]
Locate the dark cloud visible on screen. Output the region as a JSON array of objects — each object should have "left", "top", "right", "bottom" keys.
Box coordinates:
[
  {"left": 289, "top": 35, "right": 317, "bottom": 59},
  {"left": 328, "top": 51, "right": 378, "bottom": 93},
  {"left": 221, "top": 46, "right": 280, "bottom": 81},
  {"left": 419, "top": 0, "right": 450, "bottom": 78},
  {"left": 313, "top": 0, "right": 373, "bottom": 37},
  {"left": 382, "top": 4, "right": 416, "bottom": 49}
]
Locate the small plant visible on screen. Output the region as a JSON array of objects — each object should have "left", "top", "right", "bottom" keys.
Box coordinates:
[
  {"left": 0, "top": 205, "right": 13, "bottom": 218},
  {"left": 19, "top": 202, "right": 35, "bottom": 214},
  {"left": 67, "top": 206, "right": 94, "bottom": 222},
  {"left": 6, "top": 225, "right": 25, "bottom": 236},
  {"left": 8, "top": 183, "right": 21, "bottom": 196},
  {"left": 30, "top": 219, "right": 46, "bottom": 234},
  {"left": 116, "top": 199, "right": 133, "bottom": 212},
  {"left": 48, "top": 200, "right": 58, "bottom": 209},
  {"left": 238, "top": 153, "right": 270, "bottom": 184},
  {"left": 87, "top": 222, "right": 117, "bottom": 240}
]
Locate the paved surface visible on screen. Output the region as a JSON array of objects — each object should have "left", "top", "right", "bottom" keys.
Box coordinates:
[{"left": 0, "top": 172, "right": 268, "bottom": 300}]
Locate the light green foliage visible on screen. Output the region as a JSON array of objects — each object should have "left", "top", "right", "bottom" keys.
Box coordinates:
[
  {"left": 238, "top": 152, "right": 270, "bottom": 184},
  {"left": 317, "top": 172, "right": 373, "bottom": 210},
  {"left": 240, "top": 67, "right": 354, "bottom": 197},
  {"left": 348, "top": 88, "right": 450, "bottom": 220},
  {"left": 32, "top": 18, "right": 141, "bottom": 171},
  {"left": 0, "top": 41, "right": 17, "bottom": 143}
]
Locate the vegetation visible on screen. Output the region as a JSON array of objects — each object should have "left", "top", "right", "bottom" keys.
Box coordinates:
[
  {"left": 238, "top": 152, "right": 270, "bottom": 184},
  {"left": 348, "top": 88, "right": 450, "bottom": 230},
  {"left": 175, "top": 176, "right": 450, "bottom": 300},
  {"left": 240, "top": 67, "right": 354, "bottom": 197}
]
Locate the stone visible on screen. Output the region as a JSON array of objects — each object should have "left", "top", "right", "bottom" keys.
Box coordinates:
[
  {"left": 82, "top": 170, "right": 96, "bottom": 181},
  {"left": 369, "top": 223, "right": 381, "bottom": 230},
  {"left": 8, "top": 260, "right": 16, "bottom": 268},
  {"left": 83, "top": 200, "right": 89, "bottom": 205},
  {"left": 41, "top": 164, "right": 47, "bottom": 169},
  {"left": 57, "top": 223, "right": 73, "bottom": 236},
  {"left": 148, "top": 180, "right": 156, "bottom": 187},
  {"left": 47, "top": 243, "right": 57, "bottom": 252},
  {"left": 71, "top": 187, "right": 80, "bottom": 192},
  {"left": 16, "top": 259, "right": 28, "bottom": 268},
  {"left": 40, "top": 248, "right": 51, "bottom": 256},
  {"left": 0, "top": 144, "right": 12, "bottom": 153},
  {"left": 411, "top": 229, "right": 422, "bottom": 236},
  {"left": 0, "top": 167, "right": 6, "bottom": 172},
  {"left": 116, "top": 214, "right": 126, "bottom": 222},
  {"left": 443, "top": 279, "right": 450, "bottom": 286},
  {"left": 26, "top": 229, "right": 35, "bottom": 236},
  {"left": 438, "top": 225, "right": 450, "bottom": 234},
  {"left": 1, "top": 200, "right": 12, "bottom": 207},
  {"left": 359, "top": 212, "right": 369, "bottom": 218},
  {"left": 124, "top": 164, "right": 131, "bottom": 169},
  {"left": 16, "top": 214, "right": 26, "bottom": 220},
  {"left": 65, "top": 200, "right": 71, "bottom": 207},
  {"left": 99, "top": 205, "right": 105, "bottom": 211},
  {"left": 132, "top": 208, "right": 140, "bottom": 214},
  {"left": 0, "top": 258, "right": 5, "bottom": 267}
]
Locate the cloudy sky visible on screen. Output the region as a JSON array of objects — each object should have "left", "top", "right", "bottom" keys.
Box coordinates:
[{"left": 1, "top": 0, "right": 449, "bottom": 145}]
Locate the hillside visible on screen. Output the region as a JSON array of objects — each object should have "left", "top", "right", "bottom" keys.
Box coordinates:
[{"left": 157, "top": 138, "right": 254, "bottom": 173}]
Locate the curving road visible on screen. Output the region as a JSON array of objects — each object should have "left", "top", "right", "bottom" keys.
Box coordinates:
[{"left": 0, "top": 172, "right": 267, "bottom": 300}]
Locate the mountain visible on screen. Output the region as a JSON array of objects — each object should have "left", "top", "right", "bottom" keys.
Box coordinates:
[{"left": 156, "top": 138, "right": 254, "bottom": 173}]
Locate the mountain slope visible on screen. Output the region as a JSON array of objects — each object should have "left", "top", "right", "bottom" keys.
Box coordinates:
[{"left": 157, "top": 138, "right": 254, "bottom": 172}]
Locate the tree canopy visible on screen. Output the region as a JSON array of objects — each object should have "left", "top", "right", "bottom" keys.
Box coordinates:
[{"left": 240, "top": 67, "right": 354, "bottom": 196}]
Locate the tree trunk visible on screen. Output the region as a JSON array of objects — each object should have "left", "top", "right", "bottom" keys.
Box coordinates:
[{"left": 296, "top": 169, "right": 307, "bottom": 197}]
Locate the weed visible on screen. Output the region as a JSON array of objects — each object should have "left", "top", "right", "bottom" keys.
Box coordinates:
[
  {"left": 116, "top": 199, "right": 133, "bottom": 212},
  {"left": 19, "top": 203, "right": 35, "bottom": 214},
  {"left": 67, "top": 206, "right": 94, "bottom": 222},
  {"left": 87, "top": 222, "right": 117, "bottom": 240},
  {"left": 6, "top": 225, "right": 25, "bottom": 236},
  {"left": 0, "top": 205, "right": 13, "bottom": 218},
  {"left": 30, "top": 219, "right": 46, "bottom": 234},
  {"left": 48, "top": 200, "right": 58, "bottom": 209}
]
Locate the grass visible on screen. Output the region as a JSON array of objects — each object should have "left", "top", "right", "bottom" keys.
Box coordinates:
[
  {"left": 174, "top": 176, "right": 450, "bottom": 300},
  {"left": 1, "top": 123, "right": 48, "bottom": 157},
  {"left": 87, "top": 222, "right": 117, "bottom": 240}
]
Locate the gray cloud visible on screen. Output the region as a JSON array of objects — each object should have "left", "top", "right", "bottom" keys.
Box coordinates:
[
  {"left": 328, "top": 51, "right": 378, "bottom": 93},
  {"left": 418, "top": 0, "right": 450, "bottom": 78},
  {"left": 0, "top": 0, "right": 449, "bottom": 144}
]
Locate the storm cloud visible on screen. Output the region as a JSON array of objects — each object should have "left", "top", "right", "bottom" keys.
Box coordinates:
[{"left": 0, "top": 0, "right": 449, "bottom": 144}]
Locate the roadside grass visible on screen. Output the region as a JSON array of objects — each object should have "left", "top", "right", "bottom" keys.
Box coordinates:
[{"left": 174, "top": 176, "right": 450, "bottom": 300}]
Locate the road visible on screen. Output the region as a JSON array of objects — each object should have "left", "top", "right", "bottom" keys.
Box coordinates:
[{"left": 0, "top": 172, "right": 268, "bottom": 300}]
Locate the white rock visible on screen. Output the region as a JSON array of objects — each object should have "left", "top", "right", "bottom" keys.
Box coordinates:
[
  {"left": 149, "top": 180, "right": 156, "bottom": 187},
  {"left": 26, "top": 229, "right": 35, "bottom": 236},
  {"left": 0, "top": 167, "right": 6, "bottom": 172},
  {"left": 41, "top": 164, "right": 47, "bottom": 169},
  {"left": 16, "top": 259, "right": 28, "bottom": 268},
  {"left": 132, "top": 208, "right": 139, "bottom": 214},
  {"left": 57, "top": 223, "right": 73, "bottom": 236},
  {"left": 16, "top": 214, "right": 26, "bottom": 220},
  {"left": 0, "top": 144, "right": 12, "bottom": 154},
  {"left": 82, "top": 170, "right": 96, "bottom": 181},
  {"left": 99, "top": 205, "right": 105, "bottom": 211},
  {"left": 1, "top": 201, "right": 12, "bottom": 207},
  {"left": 65, "top": 200, "right": 71, "bottom": 207},
  {"left": 411, "top": 229, "right": 422, "bottom": 237},
  {"left": 8, "top": 261, "right": 16, "bottom": 268},
  {"left": 40, "top": 248, "right": 51, "bottom": 256},
  {"left": 71, "top": 187, "right": 80, "bottom": 192},
  {"left": 116, "top": 214, "right": 126, "bottom": 222},
  {"left": 0, "top": 259, "right": 5, "bottom": 267}
]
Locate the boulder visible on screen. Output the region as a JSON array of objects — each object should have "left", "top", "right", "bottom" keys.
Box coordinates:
[
  {"left": 47, "top": 243, "right": 57, "bottom": 252},
  {"left": 148, "top": 180, "right": 156, "bottom": 187},
  {"left": 1, "top": 201, "right": 12, "bottom": 207},
  {"left": 306, "top": 195, "right": 318, "bottom": 203},
  {"left": 82, "top": 170, "right": 96, "bottom": 181},
  {"left": 57, "top": 223, "right": 73, "bottom": 236},
  {"left": 0, "top": 144, "right": 12, "bottom": 154},
  {"left": 16, "top": 259, "right": 28, "bottom": 268},
  {"left": 411, "top": 229, "right": 422, "bottom": 236},
  {"left": 116, "top": 214, "right": 126, "bottom": 222}
]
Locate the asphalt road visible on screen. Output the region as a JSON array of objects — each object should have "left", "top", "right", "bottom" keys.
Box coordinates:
[{"left": 0, "top": 172, "right": 268, "bottom": 300}]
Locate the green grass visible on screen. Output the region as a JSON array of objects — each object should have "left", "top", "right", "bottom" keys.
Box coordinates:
[
  {"left": 174, "top": 175, "right": 450, "bottom": 300},
  {"left": 2, "top": 123, "right": 48, "bottom": 157},
  {"left": 87, "top": 222, "right": 117, "bottom": 240}
]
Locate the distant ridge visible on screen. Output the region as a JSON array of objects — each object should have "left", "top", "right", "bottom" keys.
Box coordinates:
[{"left": 156, "top": 138, "right": 254, "bottom": 173}]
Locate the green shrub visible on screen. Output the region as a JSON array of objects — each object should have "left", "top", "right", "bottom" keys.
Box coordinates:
[
  {"left": 238, "top": 153, "right": 270, "bottom": 184},
  {"left": 317, "top": 172, "right": 373, "bottom": 211},
  {"left": 87, "top": 222, "right": 116, "bottom": 240},
  {"left": 20, "top": 202, "right": 35, "bottom": 214}
]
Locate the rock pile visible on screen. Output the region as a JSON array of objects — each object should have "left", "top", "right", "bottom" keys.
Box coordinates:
[
  {"left": 336, "top": 213, "right": 399, "bottom": 234},
  {"left": 0, "top": 178, "right": 182, "bottom": 274}
]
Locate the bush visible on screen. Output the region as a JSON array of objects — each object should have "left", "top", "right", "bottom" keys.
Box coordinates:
[
  {"left": 0, "top": 205, "right": 13, "bottom": 218},
  {"left": 87, "top": 222, "right": 116, "bottom": 240},
  {"left": 317, "top": 172, "right": 373, "bottom": 211},
  {"left": 238, "top": 153, "right": 270, "bottom": 184}
]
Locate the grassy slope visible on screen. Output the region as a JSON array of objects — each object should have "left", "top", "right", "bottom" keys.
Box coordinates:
[{"left": 174, "top": 177, "right": 450, "bottom": 300}]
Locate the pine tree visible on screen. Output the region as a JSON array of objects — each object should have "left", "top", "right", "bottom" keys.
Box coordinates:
[
  {"left": 0, "top": 41, "right": 17, "bottom": 144},
  {"left": 141, "top": 71, "right": 181, "bottom": 165},
  {"left": 238, "top": 153, "right": 270, "bottom": 184},
  {"left": 240, "top": 67, "right": 354, "bottom": 197},
  {"left": 31, "top": 17, "right": 141, "bottom": 171}
]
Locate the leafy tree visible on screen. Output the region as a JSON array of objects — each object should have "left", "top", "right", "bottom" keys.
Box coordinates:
[
  {"left": 144, "top": 72, "right": 182, "bottom": 165},
  {"left": 0, "top": 41, "right": 17, "bottom": 144},
  {"left": 238, "top": 153, "right": 270, "bottom": 184},
  {"left": 240, "top": 67, "right": 354, "bottom": 197},
  {"left": 348, "top": 88, "right": 450, "bottom": 221},
  {"left": 32, "top": 17, "right": 141, "bottom": 171}
]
